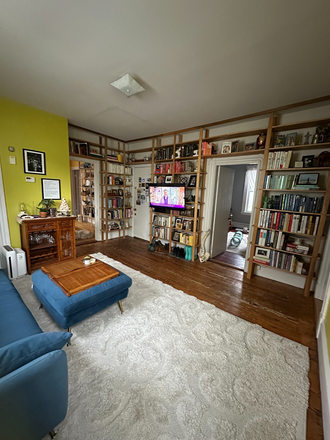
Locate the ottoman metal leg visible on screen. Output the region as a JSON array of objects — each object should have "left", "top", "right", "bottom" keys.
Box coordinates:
[
  {"left": 49, "top": 430, "right": 57, "bottom": 439},
  {"left": 118, "top": 301, "right": 124, "bottom": 314},
  {"left": 39, "top": 303, "right": 43, "bottom": 309}
]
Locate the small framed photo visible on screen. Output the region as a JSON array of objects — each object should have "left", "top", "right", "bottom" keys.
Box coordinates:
[
  {"left": 302, "top": 155, "right": 314, "bottom": 168},
  {"left": 118, "top": 189, "right": 124, "bottom": 196},
  {"left": 41, "top": 178, "right": 61, "bottom": 200},
  {"left": 297, "top": 173, "right": 319, "bottom": 185},
  {"left": 172, "top": 231, "right": 180, "bottom": 241},
  {"left": 188, "top": 175, "right": 197, "bottom": 187},
  {"left": 175, "top": 218, "right": 183, "bottom": 229},
  {"left": 245, "top": 143, "right": 255, "bottom": 151},
  {"left": 285, "top": 132, "right": 297, "bottom": 146},
  {"left": 165, "top": 175, "right": 172, "bottom": 184},
  {"left": 221, "top": 142, "right": 232, "bottom": 154},
  {"left": 179, "top": 175, "right": 189, "bottom": 186},
  {"left": 273, "top": 134, "right": 286, "bottom": 148},
  {"left": 255, "top": 247, "right": 270, "bottom": 258},
  {"left": 23, "top": 149, "right": 46, "bottom": 175},
  {"left": 231, "top": 141, "right": 239, "bottom": 153}
]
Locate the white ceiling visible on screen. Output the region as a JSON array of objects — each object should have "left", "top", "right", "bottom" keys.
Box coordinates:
[{"left": 1, "top": 0, "right": 330, "bottom": 141}]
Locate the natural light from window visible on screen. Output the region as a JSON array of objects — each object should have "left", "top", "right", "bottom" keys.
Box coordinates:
[{"left": 241, "top": 165, "right": 257, "bottom": 214}]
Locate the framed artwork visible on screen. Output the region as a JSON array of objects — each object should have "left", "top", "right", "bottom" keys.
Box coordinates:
[
  {"left": 179, "top": 175, "right": 189, "bottom": 186},
  {"left": 172, "top": 231, "right": 180, "bottom": 241},
  {"left": 273, "top": 135, "right": 286, "bottom": 148},
  {"left": 244, "top": 143, "right": 255, "bottom": 151},
  {"left": 285, "top": 132, "right": 297, "bottom": 146},
  {"left": 41, "top": 178, "right": 61, "bottom": 200},
  {"left": 23, "top": 149, "right": 46, "bottom": 175},
  {"left": 297, "top": 173, "right": 319, "bottom": 185},
  {"left": 255, "top": 247, "right": 270, "bottom": 259},
  {"left": 188, "top": 175, "right": 197, "bottom": 187},
  {"left": 221, "top": 142, "right": 232, "bottom": 154},
  {"left": 165, "top": 175, "right": 172, "bottom": 183},
  {"left": 175, "top": 218, "right": 183, "bottom": 229},
  {"left": 231, "top": 141, "right": 239, "bottom": 153},
  {"left": 302, "top": 155, "right": 314, "bottom": 168},
  {"left": 118, "top": 189, "right": 124, "bottom": 196}
]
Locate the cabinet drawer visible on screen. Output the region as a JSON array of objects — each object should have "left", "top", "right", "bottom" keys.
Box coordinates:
[
  {"left": 58, "top": 219, "right": 73, "bottom": 228},
  {"left": 28, "top": 222, "right": 56, "bottom": 232}
]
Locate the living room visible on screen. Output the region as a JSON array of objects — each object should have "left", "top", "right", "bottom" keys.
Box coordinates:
[{"left": 1, "top": 2, "right": 330, "bottom": 440}]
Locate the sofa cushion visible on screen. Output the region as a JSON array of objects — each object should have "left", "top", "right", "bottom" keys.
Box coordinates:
[
  {"left": 0, "top": 331, "right": 72, "bottom": 378},
  {"left": 0, "top": 270, "right": 42, "bottom": 348}
]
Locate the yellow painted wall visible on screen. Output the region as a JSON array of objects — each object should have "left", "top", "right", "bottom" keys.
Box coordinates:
[{"left": 0, "top": 96, "right": 70, "bottom": 247}]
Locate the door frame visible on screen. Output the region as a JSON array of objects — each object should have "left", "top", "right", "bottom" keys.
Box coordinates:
[
  {"left": 0, "top": 161, "right": 10, "bottom": 250},
  {"left": 69, "top": 156, "right": 101, "bottom": 241},
  {"left": 132, "top": 163, "right": 151, "bottom": 240},
  {"left": 204, "top": 154, "right": 264, "bottom": 272}
]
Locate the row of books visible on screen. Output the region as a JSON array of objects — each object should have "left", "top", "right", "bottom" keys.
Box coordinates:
[
  {"left": 172, "top": 231, "right": 197, "bottom": 245},
  {"left": 267, "top": 195, "right": 324, "bottom": 212},
  {"left": 266, "top": 151, "right": 292, "bottom": 169},
  {"left": 155, "top": 163, "right": 172, "bottom": 174},
  {"left": 107, "top": 209, "right": 132, "bottom": 219},
  {"left": 108, "top": 198, "right": 124, "bottom": 209},
  {"left": 152, "top": 226, "right": 170, "bottom": 240},
  {"left": 202, "top": 142, "right": 216, "bottom": 155},
  {"left": 253, "top": 251, "right": 305, "bottom": 274},
  {"left": 256, "top": 229, "right": 309, "bottom": 254},
  {"left": 107, "top": 163, "right": 131, "bottom": 175},
  {"left": 152, "top": 215, "right": 170, "bottom": 227},
  {"left": 264, "top": 174, "right": 298, "bottom": 190},
  {"left": 258, "top": 211, "right": 320, "bottom": 235}
]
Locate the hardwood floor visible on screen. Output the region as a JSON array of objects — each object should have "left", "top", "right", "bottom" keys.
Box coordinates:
[
  {"left": 212, "top": 250, "right": 245, "bottom": 270},
  {"left": 77, "top": 237, "right": 323, "bottom": 440}
]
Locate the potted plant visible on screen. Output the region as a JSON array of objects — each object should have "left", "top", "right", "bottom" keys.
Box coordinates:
[{"left": 37, "top": 199, "right": 56, "bottom": 218}]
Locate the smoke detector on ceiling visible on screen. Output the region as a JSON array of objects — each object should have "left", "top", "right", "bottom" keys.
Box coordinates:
[{"left": 110, "top": 73, "right": 145, "bottom": 97}]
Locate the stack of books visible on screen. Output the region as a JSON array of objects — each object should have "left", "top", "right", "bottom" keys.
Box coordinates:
[
  {"left": 267, "top": 151, "right": 292, "bottom": 169},
  {"left": 254, "top": 251, "right": 305, "bottom": 274}
]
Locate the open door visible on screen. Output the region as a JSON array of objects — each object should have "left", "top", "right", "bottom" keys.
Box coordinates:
[{"left": 211, "top": 166, "right": 235, "bottom": 257}]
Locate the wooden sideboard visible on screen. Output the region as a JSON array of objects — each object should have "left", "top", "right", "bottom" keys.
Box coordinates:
[{"left": 20, "top": 216, "right": 76, "bottom": 274}]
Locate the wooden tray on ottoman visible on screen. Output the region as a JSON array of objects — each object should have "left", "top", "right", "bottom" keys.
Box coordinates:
[{"left": 41, "top": 257, "right": 119, "bottom": 297}]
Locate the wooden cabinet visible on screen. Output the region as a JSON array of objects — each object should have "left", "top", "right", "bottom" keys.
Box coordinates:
[{"left": 20, "top": 217, "right": 76, "bottom": 274}]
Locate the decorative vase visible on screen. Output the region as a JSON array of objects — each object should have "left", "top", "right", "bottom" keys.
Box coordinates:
[
  {"left": 49, "top": 208, "right": 57, "bottom": 217},
  {"left": 117, "top": 154, "right": 123, "bottom": 162}
]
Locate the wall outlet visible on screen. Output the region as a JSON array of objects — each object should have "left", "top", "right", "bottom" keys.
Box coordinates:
[
  {"left": 9, "top": 156, "right": 16, "bottom": 164},
  {"left": 25, "top": 176, "right": 35, "bottom": 183}
]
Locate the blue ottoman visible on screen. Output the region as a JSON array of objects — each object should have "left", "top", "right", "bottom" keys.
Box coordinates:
[{"left": 32, "top": 269, "right": 132, "bottom": 329}]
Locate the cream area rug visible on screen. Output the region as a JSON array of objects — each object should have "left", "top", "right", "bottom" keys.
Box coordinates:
[{"left": 13, "top": 253, "right": 310, "bottom": 440}]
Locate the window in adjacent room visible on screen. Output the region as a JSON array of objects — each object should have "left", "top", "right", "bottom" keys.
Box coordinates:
[{"left": 241, "top": 165, "right": 257, "bottom": 214}]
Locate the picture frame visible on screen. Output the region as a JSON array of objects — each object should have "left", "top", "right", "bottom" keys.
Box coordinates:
[
  {"left": 188, "top": 175, "right": 197, "bottom": 187},
  {"left": 172, "top": 231, "right": 180, "bottom": 241},
  {"left": 165, "top": 175, "right": 172, "bottom": 184},
  {"left": 41, "top": 178, "right": 61, "bottom": 200},
  {"left": 255, "top": 247, "right": 270, "bottom": 259},
  {"left": 179, "top": 175, "right": 189, "bottom": 186},
  {"left": 244, "top": 142, "right": 255, "bottom": 151},
  {"left": 273, "top": 134, "right": 286, "bottom": 148},
  {"left": 285, "top": 132, "right": 297, "bottom": 146},
  {"left": 221, "top": 142, "right": 232, "bottom": 154},
  {"left": 231, "top": 140, "right": 239, "bottom": 153},
  {"left": 23, "top": 149, "right": 46, "bottom": 175},
  {"left": 118, "top": 189, "right": 124, "bottom": 196},
  {"left": 302, "top": 155, "right": 314, "bottom": 168},
  {"left": 175, "top": 218, "right": 183, "bottom": 229},
  {"left": 297, "top": 173, "right": 319, "bottom": 185}
]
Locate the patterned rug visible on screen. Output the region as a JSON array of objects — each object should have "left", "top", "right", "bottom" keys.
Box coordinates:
[{"left": 13, "top": 253, "right": 309, "bottom": 440}]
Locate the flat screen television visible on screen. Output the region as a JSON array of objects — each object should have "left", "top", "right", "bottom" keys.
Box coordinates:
[{"left": 149, "top": 184, "right": 185, "bottom": 209}]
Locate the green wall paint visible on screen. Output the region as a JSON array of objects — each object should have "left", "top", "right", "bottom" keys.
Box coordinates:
[{"left": 0, "top": 96, "right": 70, "bottom": 247}]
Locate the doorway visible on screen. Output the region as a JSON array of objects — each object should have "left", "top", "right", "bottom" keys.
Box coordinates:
[
  {"left": 133, "top": 164, "right": 151, "bottom": 240},
  {"left": 210, "top": 164, "right": 257, "bottom": 270},
  {"left": 70, "top": 159, "right": 100, "bottom": 245}
]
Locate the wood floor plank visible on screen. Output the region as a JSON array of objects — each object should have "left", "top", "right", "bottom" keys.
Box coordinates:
[{"left": 77, "top": 237, "right": 323, "bottom": 439}]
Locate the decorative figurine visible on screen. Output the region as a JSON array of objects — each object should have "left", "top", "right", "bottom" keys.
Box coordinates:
[
  {"left": 256, "top": 133, "right": 266, "bottom": 149},
  {"left": 304, "top": 132, "right": 311, "bottom": 145},
  {"left": 262, "top": 196, "right": 269, "bottom": 208},
  {"left": 312, "top": 133, "right": 319, "bottom": 144},
  {"left": 57, "top": 198, "right": 71, "bottom": 216}
]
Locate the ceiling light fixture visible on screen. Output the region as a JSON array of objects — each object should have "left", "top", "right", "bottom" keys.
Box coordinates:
[{"left": 110, "top": 73, "right": 145, "bottom": 97}]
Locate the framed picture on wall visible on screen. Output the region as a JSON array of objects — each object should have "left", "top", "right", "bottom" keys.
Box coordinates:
[
  {"left": 41, "top": 178, "right": 61, "bottom": 200},
  {"left": 23, "top": 149, "right": 46, "bottom": 175}
]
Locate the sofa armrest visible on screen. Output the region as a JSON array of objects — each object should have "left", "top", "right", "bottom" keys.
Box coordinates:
[{"left": 0, "top": 350, "right": 68, "bottom": 440}]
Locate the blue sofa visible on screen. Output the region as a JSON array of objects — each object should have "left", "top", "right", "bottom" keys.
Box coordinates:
[{"left": 0, "top": 270, "right": 72, "bottom": 440}]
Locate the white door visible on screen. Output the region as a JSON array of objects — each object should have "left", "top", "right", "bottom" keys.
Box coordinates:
[
  {"left": 133, "top": 165, "right": 151, "bottom": 240},
  {"left": 211, "top": 166, "right": 235, "bottom": 257}
]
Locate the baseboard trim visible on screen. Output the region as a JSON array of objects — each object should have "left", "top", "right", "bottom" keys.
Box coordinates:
[{"left": 318, "top": 321, "right": 330, "bottom": 440}]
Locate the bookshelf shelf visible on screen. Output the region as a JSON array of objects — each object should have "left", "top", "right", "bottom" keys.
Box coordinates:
[
  {"left": 251, "top": 262, "right": 311, "bottom": 278},
  {"left": 254, "top": 243, "right": 320, "bottom": 259},
  {"left": 255, "top": 225, "right": 317, "bottom": 238},
  {"left": 263, "top": 189, "right": 326, "bottom": 193},
  {"left": 265, "top": 167, "right": 330, "bottom": 172},
  {"left": 202, "top": 127, "right": 267, "bottom": 143},
  {"left": 259, "top": 208, "right": 322, "bottom": 216}
]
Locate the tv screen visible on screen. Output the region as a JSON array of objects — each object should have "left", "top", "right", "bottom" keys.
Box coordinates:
[{"left": 149, "top": 184, "right": 185, "bottom": 209}]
